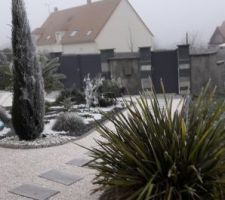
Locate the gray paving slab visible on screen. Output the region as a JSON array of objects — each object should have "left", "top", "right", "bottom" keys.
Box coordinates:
[
  {"left": 9, "top": 184, "right": 59, "bottom": 200},
  {"left": 39, "top": 169, "right": 82, "bottom": 186},
  {"left": 66, "top": 158, "right": 90, "bottom": 167}
]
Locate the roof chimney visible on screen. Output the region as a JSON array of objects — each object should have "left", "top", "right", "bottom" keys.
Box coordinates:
[
  {"left": 87, "top": 0, "right": 92, "bottom": 4},
  {"left": 54, "top": 7, "right": 58, "bottom": 12}
]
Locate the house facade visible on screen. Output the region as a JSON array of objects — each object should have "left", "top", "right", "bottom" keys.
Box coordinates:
[{"left": 32, "top": 0, "right": 154, "bottom": 54}]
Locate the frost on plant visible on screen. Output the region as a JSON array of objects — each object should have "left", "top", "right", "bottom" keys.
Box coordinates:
[
  {"left": 84, "top": 74, "right": 104, "bottom": 108},
  {"left": 11, "top": 0, "right": 45, "bottom": 140}
]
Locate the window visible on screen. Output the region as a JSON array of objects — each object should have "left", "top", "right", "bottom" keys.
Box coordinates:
[
  {"left": 55, "top": 31, "right": 65, "bottom": 44},
  {"left": 86, "top": 30, "right": 93, "bottom": 37},
  {"left": 70, "top": 30, "right": 78, "bottom": 37}
]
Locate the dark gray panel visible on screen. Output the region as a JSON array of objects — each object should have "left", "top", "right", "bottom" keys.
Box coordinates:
[
  {"left": 66, "top": 158, "right": 90, "bottom": 167},
  {"left": 151, "top": 50, "right": 179, "bottom": 93},
  {"left": 9, "top": 184, "right": 59, "bottom": 200},
  {"left": 39, "top": 169, "right": 82, "bottom": 186}
]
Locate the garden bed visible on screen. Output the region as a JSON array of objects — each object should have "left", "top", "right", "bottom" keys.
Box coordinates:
[{"left": 0, "top": 99, "right": 126, "bottom": 149}]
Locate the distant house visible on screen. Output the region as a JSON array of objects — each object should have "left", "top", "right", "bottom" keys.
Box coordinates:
[
  {"left": 209, "top": 21, "right": 225, "bottom": 46},
  {"left": 32, "top": 0, "right": 154, "bottom": 55}
]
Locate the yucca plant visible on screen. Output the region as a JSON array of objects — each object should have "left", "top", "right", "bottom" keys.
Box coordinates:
[
  {"left": 39, "top": 54, "right": 66, "bottom": 93},
  {"left": 85, "top": 83, "right": 225, "bottom": 200}
]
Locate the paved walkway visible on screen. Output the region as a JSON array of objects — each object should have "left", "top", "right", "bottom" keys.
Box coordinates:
[{"left": 0, "top": 95, "right": 183, "bottom": 200}]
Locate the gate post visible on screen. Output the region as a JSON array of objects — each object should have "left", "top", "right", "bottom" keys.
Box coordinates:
[
  {"left": 177, "top": 45, "right": 191, "bottom": 95},
  {"left": 139, "top": 47, "right": 152, "bottom": 91}
]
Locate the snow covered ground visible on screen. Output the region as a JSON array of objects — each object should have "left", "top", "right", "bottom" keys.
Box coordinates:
[
  {"left": 0, "top": 97, "right": 126, "bottom": 141},
  {"left": 0, "top": 93, "right": 183, "bottom": 141},
  {"left": 43, "top": 101, "right": 125, "bottom": 136},
  {"left": 0, "top": 91, "right": 12, "bottom": 107}
]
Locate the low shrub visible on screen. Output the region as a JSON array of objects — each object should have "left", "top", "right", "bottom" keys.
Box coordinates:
[
  {"left": 60, "top": 97, "right": 73, "bottom": 111},
  {"left": 52, "top": 112, "right": 85, "bottom": 135},
  {"left": 55, "top": 88, "right": 85, "bottom": 105},
  {"left": 98, "top": 79, "right": 122, "bottom": 98},
  {"left": 87, "top": 83, "right": 225, "bottom": 200}
]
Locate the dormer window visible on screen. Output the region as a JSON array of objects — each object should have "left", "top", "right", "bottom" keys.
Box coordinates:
[
  {"left": 86, "top": 30, "right": 93, "bottom": 37},
  {"left": 55, "top": 31, "right": 65, "bottom": 44},
  {"left": 70, "top": 30, "right": 78, "bottom": 37}
]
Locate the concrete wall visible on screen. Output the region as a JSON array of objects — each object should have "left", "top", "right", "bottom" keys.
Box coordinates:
[
  {"left": 96, "top": 0, "right": 153, "bottom": 52},
  {"left": 109, "top": 58, "right": 142, "bottom": 94},
  {"left": 178, "top": 45, "right": 191, "bottom": 95},
  {"left": 37, "top": 42, "right": 99, "bottom": 54},
  {"left": 191, "top": 52, "right": 225, "bottom": 96}
]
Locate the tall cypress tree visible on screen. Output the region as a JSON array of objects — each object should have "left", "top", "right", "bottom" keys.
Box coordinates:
[{"left": 12, "top": 0, "right": 45, "bottom": 140}]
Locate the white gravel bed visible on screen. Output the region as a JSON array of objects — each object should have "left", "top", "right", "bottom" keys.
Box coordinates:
[{"left": 0, "top": 135, "right": 74, "bottom": 149}]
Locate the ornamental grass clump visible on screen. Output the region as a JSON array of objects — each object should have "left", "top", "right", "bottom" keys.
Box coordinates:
[
  {"left": 87, "top": 84, "right": 225, "bottom": 200},
  {"left": 52, "top": 112, "right": 85, "bottom": 135}
]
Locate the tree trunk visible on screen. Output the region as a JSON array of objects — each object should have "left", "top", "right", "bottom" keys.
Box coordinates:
[{"left": 11, "top": 0, "right": 45, "bottom": 140}]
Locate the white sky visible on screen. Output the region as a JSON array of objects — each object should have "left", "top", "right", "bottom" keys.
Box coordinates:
[{"left": 1, "top": 0, "right": 225, "bottom": 49}]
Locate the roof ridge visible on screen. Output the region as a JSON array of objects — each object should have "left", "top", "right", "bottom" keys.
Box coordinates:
[{"left": 52, "top": 0, "right": 120, "bottom": 14}]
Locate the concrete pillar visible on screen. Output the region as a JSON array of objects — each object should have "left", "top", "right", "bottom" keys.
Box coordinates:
[
  {"left": 177, "top": 44, "right": 191, "bottom": 95},
  {"left": 139, "top": 47, "right": 152, "bottom": 90}
]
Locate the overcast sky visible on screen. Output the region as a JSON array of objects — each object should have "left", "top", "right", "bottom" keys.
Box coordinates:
[{"left": 1, "top": 0, "right": 225, "bottom": 49}]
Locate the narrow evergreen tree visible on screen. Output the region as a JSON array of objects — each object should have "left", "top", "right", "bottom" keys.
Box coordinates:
[{"left": 12, "top": 0, "right": 45, "bottom": 140}]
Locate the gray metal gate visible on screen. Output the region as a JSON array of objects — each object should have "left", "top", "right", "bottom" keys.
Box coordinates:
[
  {"left": 151, "top": 50, "right": 179, "bottom": 93},
  {"left": 58, "top": 54, "right": 101, "bottom": 89}
]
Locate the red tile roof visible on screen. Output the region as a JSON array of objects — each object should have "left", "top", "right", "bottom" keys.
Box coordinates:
[{"left": 34, "top": 0, "right": 121, "bottom": 45}]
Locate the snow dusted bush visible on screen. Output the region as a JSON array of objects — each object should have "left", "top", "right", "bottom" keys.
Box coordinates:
[
  {"left": 98, "top": 79, "right": 122, "bottom": 98},
  {"left": 52, "top": 112, "right": 85, "bottom": 135},
  {"left": 11, "top": 0, "right": 45, "bottom": 140},
  {"left": 84, "top": 74, "right": 104, "bottom": 108},
  {"left": 55, "top": 88, "right": 85, "bottom": 105}
]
